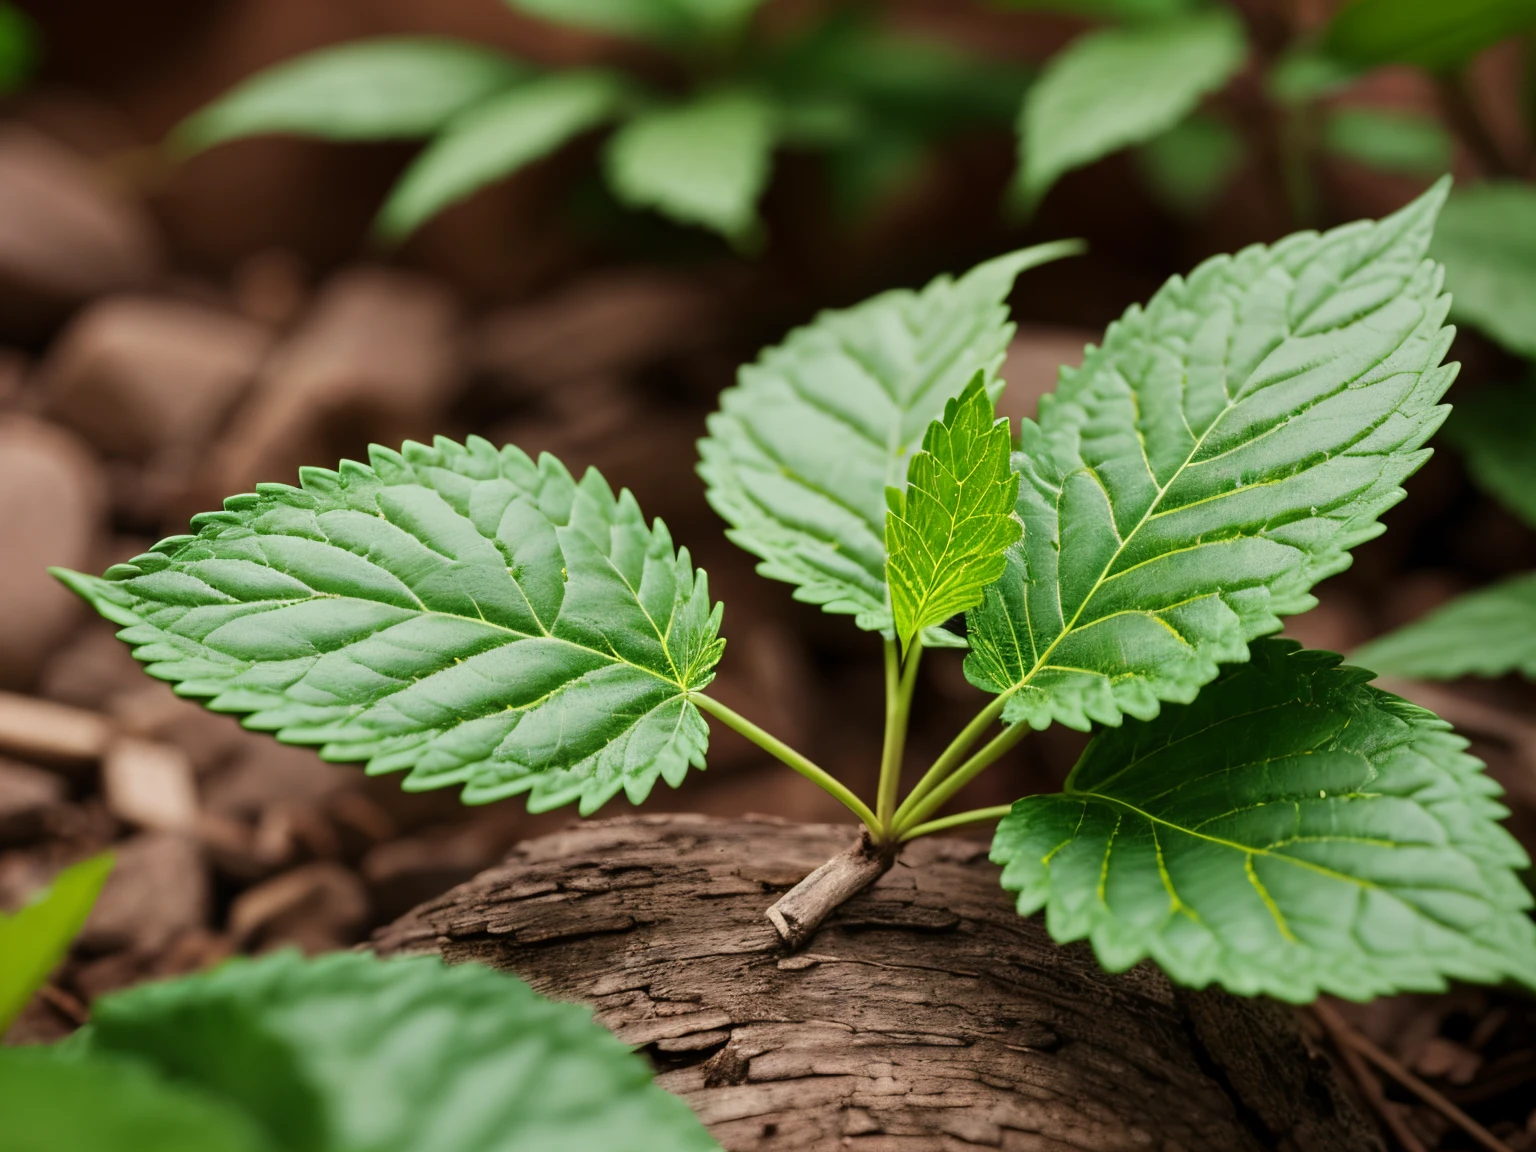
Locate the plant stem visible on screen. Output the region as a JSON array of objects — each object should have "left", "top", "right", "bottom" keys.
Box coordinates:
[
  {"left": 875, "top": 640, "right": 922, "bottom": 834},
  {"left": 899, "top": 805, "right": 1013, "bottom": 842},
  {"left": 891, "top": 694, "right": 1008, "bottom": 829},
  {"left": 895, "top": 721, "right": 1029, "bottom": 835},
  {"left": 691, "top": 693, "right": 879, "bottom": 832}
]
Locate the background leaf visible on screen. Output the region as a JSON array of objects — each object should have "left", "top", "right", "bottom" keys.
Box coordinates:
[
  {"left": 77, "top": 951, "right": 721, "bottom": 1152},
  {"left": 0, "top": 2, "right": 37, "bottom": 95},
  {"left": 966, "top": 182, "right": 1457, "bottom": 731},
  {"left": 1429, "top": 182, "right": 1536, "bottom": 360},
  {"left": 0, "top": 852, "right": 113, "bottom": 1035},
  {"left": 1352, "top": 574, "right": 1536, "bottom": 679},
  {"left": 1441, "top": 379, "right": 1536, "bottom": 530},
  {"left": 1136, "top": 114, "right": 1244, "bottom": 217},
  {"left": 887, "top": 376, "right": 1021, "bottom": 649},
  {"left": 172, "top": 39, "right": 530, "bottom": 151},
  {"left": 992, "top": 640, "right": 1536, "bottom": 1001},
  {"left": 1322, "top": 107, "right": 1453, "bottom": 177},
  {"left": 505, "top": 0, "right": 764, "bottom": 45},
  {"left": 698, "top": 242, "right": 1081, "bottom": 640},
  {"left": 56, "top": 436, "right": 724, "bottom": 816},
  {"left": 1323, "top": 0, "right": 1536, "bottom": 72},
  {"left": 1016, "top": 9, "right": 1247, "bottom": 207},
  {"left": 377, "top": 70, "right": 628, "bottom": 242}
]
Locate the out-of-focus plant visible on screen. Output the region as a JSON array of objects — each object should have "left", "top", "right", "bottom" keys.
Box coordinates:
[
  {"left": 0, "top": 853, "right": 112, "bottom": 1037},
  {"left": 0, "top": 1, "right": 38, "bottom": 94}
]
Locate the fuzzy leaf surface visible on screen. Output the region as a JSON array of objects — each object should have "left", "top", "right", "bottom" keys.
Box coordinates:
[
  {"left": 1323, "top": 0, "right": 1536, "bottom": 71},
  {"left": 1442, "top": 380, "right": 1536, "bottom": 530},
  {"left": 992, "top": 640, "right": 1536, "bottom": 1001},
  {"left": 0, "top": 852, "right": 112, "bottom": 1035},
  {"left": 1017, "top": 10, "right": 1246, "bottom": 206},
  {"left": 966, "top": 181, "right": 1457, "bottom": 731},
  {"left": 173, "top": 39, "right": 529, "bottom": 151},
  {"left": 887, "top": 376, "right": 1021, "bottom": 649},
  {"left": 79, "top": 951, "right": 721, "bottom": 1152},
  {"left": 1353, "top": 574, "right": 1536, "bottom": 680},
  {"left": 1430, "top": 182, "right": 1536, "bottom": 360},
  {"left": 699, "top": 242, "right": 1080, "bottom": 641},
  {"left": 57, "top": 436, "right": 724, "bottom": 815}
]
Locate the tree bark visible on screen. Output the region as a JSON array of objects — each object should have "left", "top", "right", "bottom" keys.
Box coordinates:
[{"left": 372, "top": 814, "right": 1383, "bottom": 1152}]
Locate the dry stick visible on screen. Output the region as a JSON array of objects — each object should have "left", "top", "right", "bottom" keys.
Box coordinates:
[
  {"left": 37, "top": 983, "right": 89, "bottom": 1027},
  {"left": 1313, "top": 1001, "right": 1515, "bottom": 1152},
  {"left": 764, "top": 831, "right": 894, "bottom": 950}
]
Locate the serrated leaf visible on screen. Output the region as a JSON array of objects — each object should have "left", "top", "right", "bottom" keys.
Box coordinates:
[
  {"left": 1322, "top": 107, "right": 1452, "bottom": 178},
  {"left": 1352, "top": 574, "right": 1536, "bottom": 680},
  {"left": 602, "top": 89, "right": 775, "bottom": 241},
  {"left": 887, "top": 376, "right": 1021, "bottom": 650},
  {"left": 56, "top": 436, "right": 724, "bottom": 816},
  {"left": 1441, "top": 380, "right": 1536, "bottom": 530},
  {"left": 0, "top": 1049, "right": 277, "bottom": 1152},
  {"left": 1429, "top": 182, "right": 1536, "bottom": 360},
  {"left": 77, "top": 951, "right": 720, "bottom": 1152},
  {"left": 966, "top": 181, "right": 1457, "bottom": 731},
  {"left": 377, "top": 70, "right": 628, "bottom": 242},
  {"left": 506, "top": 0, "right": 764, "bottom": 45},
  {"left": 699, "top": 242, "right": 1081, "bottom": 643},
  {"left": 1016, "top": 9, "right": 1247, "bottom": 207},
  {"left": 172, "top": 39, "right": 530, "bottom": 152},
  {"left": 992, "top": 639, "right": 1536, "bottom": 1001},
  {"left": 1323, "top": 0, "right": 1536, "bottom": 72},
  {"left": 0, "top": 852, "right": 112, "bottom": 1036}
]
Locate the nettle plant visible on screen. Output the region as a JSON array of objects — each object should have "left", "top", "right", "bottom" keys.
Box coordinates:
[{"left": 59, "top": 179, "right": 1536, "bottom": 1002}]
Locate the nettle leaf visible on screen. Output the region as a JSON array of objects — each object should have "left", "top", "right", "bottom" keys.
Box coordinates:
[
  {"left": 57, "top": 436, "right": 724, "bottom": 816},
  {"left": 966, "top": 181, "right": 1457, "bottom": 731},
  {"left": 1323, "top": 0, "right": 1536, "bottom": 72},
  {"left": 1353, "top": 575, "right": 1536, "bottom": 680},
  {"left": 992, "top": 640, "right": 1536, "bottom": 1001},
  {"left": 699, "top": 242, "right": 1081, "bottom": 644},
  {"left": 603, "top": 89, "right": 775, "bottom": 241},
  {"left": 377, "top": 70, "right": 629, "bottom": 242},
  {"left": 887, "top": 376, "right": 1021, "bottom": 651},
  {"left": 1442, "top": 380, "right": 1536, "bottom": 530},
  {"left": 1430, "top": 182, "right": 1536, "bottom": 361},
  {"left": 1017, "top": 9, "right": 1247, "bottom": 207},
  {"left": 173, "top": 39, "right": 530, "bottom": 151},
  {"left": 506, "top": 0, "right": 764, "bottom": 45},
  {"left": 0, "top": 852, "right": 113, "bottom": 1035},
  {"left": 78, "top": 951, "right": 721, "bottom": 1152}
]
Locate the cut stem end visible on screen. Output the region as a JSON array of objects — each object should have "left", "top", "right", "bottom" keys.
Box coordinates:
[{"left": 765, "top": 832, "right": 896, "bottom": 950}]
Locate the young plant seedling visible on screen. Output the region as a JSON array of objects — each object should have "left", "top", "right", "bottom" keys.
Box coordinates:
[{"left": 58, "top": 178, "right": 1536, "bottom": 1001}]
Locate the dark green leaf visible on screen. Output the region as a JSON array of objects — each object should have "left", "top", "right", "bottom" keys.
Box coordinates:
[
  {"left": 1430, "top": 182, "right": 1536, "bottom": 360},
  {"left": 966, "top": 181, "right": 1457, "bottom": 731},
  {"left": 992, "top": 640, "right": 1536, "bottom": 1000},
  {"left": 1352, "top": 574, "right": 1536, "bottom": 679},
  {"left": 1323, "top": 0, "right": 1536, "bottom": 72},
  {"left": 0, "top": 2, "right": 37, "bottom": 95},
  {"left": 887, "top": 376, "right": 1021, "bottom": 650},
  {"left": 0, "top": 853, "right": 113, "bottom": 1035},
  {"left": 1136, "top": 115, "right": 1243, "bottom": 217},
  {"left": 56, "top": 436, "right": 724, "bottom": 816},
  {"left": 1323, "top": 107, "right": 1453, "bottom": 177},
  {"left": 1441, "top": 379, "right": 1536, "bottom": 530},
  {"left": 699, "top": 242, "right": 1081, "bottom": 642},
  {"left": 999, "top": 0, "right": 1201, "bottom": 20},
  {"left": 172, "top": 39, "right": 529, "bottom": 152},
  {"left": 505, "top": 0, "right": 764, "bottom": 45}
]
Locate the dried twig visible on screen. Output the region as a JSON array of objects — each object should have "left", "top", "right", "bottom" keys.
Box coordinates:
[
  {"left": 36, "top": 983, "right": 89, "bottom": 1027},
  {"left": 1314, "top": 1000, "right": 1431, "bottom": 1152}
]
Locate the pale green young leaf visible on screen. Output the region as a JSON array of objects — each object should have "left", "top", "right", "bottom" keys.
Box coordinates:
[
  {"left": 1430, "top": 182, "right": 1536, "bottom": 360},
  {"left": 377, "top": 70, "right": 628, "bottom": 242},
  {"left": 506, "top": 0, "right": 764, "bottom": 45},
  {"left": 699, "top": 241, "right": 1081, "bottom": 642},
  {"left": 1441, "top": 380, "right": 1536, "bottom": 530},
  {"left": 602, "top": 90, "right": 775, "bottom": 241},
  {"left": 0, "top": 852, "right": 112, "bottom": 1036},
  {"left": 78, "top": 951, "right": 721, "bottom": 1152},
  {"left": 1017, "top": 9, "right": 1247, "bottom": 207},
  {"left": 56, "top": 436, "right": 724, "bottom": 816},
  {"left": 1323, "top": 0, "right": 1536, "bottom": 72},
  {"left": 887, "top": 376, "right": 1021, "bottom": 650},
  {"left": 172, "top": 39, "right": 530, "bottom": 152},
  {"left": 1353, "top": 574, "right": 1536, "bottom": 680},
  {"left": 1323, "top": 107, "right": 1453, "bottom": 177},
  {"left": 967, "top": 181, "right": 1457, "bottom": 731},
  {"left": 992, "top": 640, "right": 1536, "bottom": 1001},
  {"left": 0, "top": 1050, "right": 276, "bottom": 1152}
]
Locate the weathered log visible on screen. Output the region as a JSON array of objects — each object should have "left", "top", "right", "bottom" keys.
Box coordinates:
[{"left": 372, "top": 814, "right": 1382, "bottom": 1152}]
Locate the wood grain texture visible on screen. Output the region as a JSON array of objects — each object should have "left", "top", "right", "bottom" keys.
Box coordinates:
[{"left": 372, "top": 814, "right": 1383, "bottom": 1152}]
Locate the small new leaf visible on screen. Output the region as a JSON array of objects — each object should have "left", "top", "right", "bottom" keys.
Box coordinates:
[
  {"left": 56, "top": 437, "right": 724, "bottom": 816},
  {"left": 1353, "top": 574, "right": 1536, "bottom": 680},
  {"left": 887, "top": 375, "right": 1021, "bottom": 651},
  {"left": 992, "top": 640, "right": 1536, "bottom": 1001},
  {"left": 966, "top": 180, "right": 1457, "bottom": 732},
  {"left": 0, "top": 852, "right": 112, "bottom": 1036}
]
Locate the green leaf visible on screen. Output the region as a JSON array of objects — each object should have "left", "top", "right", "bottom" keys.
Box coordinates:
[
  {"left": 966, "top": 181, "right": 1457, "bottom": 731},
  {"left": 1442, "top": 379, "right": 1536, "bottom": 530},
  {"left": 78, "top": 951, "right": 720, "bottom": 1152},
  {"left": 992, "top": 639, "right": 1536, "bottom": 1001},
  {"left": 999, "top": 0, "right": 1201, "bottom": 19},
  {"left": 1352, "top": 574, "right": 1536, "bottom": 679},
  {"left": 0, "top": 852, "right": 113, "bottom": 1036},
  {"left": 602, "top": 89, "right": 775, "bottom": 241},
  {"left": 0, "top": 1049, "right": 276, "bottom": 1152},
  {"left": 377, "top": 70, "right": 628, "bottom": 242},
  {"left": 1429, "top": 182, "right": 1536, "bottom": 360},
  {"left": 56, "top": 436, "right": 724, "bottom": 816},
  {"left": 0, "top": 2, "right": 38, "bottom": 95},
  {"left": 1323, "top": 0, "right": 1536, "bottom": 72},
  {"left": 172, "top": 39, "right": 530, "bottom": 152},
  {"left": 1016, "top": 9, "right": 1247, "bottom": 207},
  {"left": 505, "top": 0, "right": 764, "bottom": 45},
  {"left": 1323, "top": 107, "right": 1453, "bottom": 177},
  {"left": 887, "top": 376, "right": 1022, "bottom": 651},
  {"left": 698, "top": 242, "right": 1082, "bottom": 642},
  {"left": 1136, "top": 114, "right": 1243, "bottom": 217}
]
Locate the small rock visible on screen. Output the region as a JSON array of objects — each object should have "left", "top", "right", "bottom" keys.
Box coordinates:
[
  {"left": 40, "top": 295, "right": 270, "bottom": 461},
  {"left": 0, "top": 691, "right": 112, "bottom": 765},
  {"left": 0, "top": 757, "right": 66, "bottom": 844},
  {"left": 0, "top": 416, "right": 106, "bottom": 690},
  {"left": 80, "top": 833, "right": 209, "bottom": 954},
  {"left": 228, "top": 861, "right": 369, "bottom": 954},
  {"left": 102, "top": 737, "right": 199, "bottom": 832}
]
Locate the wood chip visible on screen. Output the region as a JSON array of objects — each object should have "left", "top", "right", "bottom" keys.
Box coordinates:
[
  {"left": 102, "top": 737, "right": 198, "bottom": 832},
  {"left": 0, "top": 691, "right": 112, "bottom": 763}
]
